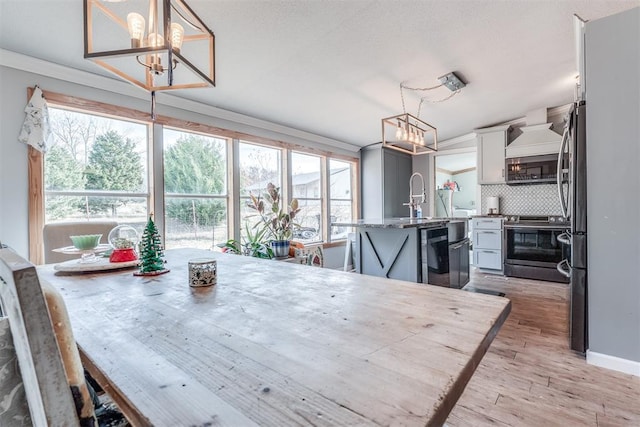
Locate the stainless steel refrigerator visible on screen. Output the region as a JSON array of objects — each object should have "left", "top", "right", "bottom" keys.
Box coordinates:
[{"left": 557, "top": 100, "right": 587, "bottom": 353}]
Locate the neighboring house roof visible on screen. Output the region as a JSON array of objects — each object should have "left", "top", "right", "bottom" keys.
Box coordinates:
[{"left": 245, "top": 167, "right": 349, "bottom": 192}]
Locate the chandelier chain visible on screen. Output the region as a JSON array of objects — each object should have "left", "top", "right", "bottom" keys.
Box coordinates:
[
  {"left": 421, "top": 90, "right": 460, "bottom": 105},
  {"left": 400, "top": 82, "right": 444, "bottom": 91},
  {"left": 400, "top": 81, "right": 459, "bottom": 119}
]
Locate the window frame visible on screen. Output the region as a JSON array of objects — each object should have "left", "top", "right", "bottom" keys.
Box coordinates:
[{"left": 28, "top": 89, "right": 359, "bottom": 263}]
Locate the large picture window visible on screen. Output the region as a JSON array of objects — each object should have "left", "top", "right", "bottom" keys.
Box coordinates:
[
  {"left": 31, "top": 90, "right": 358, "bottom": 263},
  {"left": 238, "top": 142, "right": 281, "bottom": 238},
  {"left": 45, "top": 107, "right": 150, "bottom": 231},
  {"left": 329, "top": 159, "right": 354, "bottom": 240},
  {"left": 291, "top": 152, "right": 322, "bottom": 243},
  {"left": 163, "top": 128, "right": 228, "bottom": 250}
]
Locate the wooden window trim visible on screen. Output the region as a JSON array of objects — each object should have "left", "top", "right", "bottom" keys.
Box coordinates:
[{"left": 28, "top": 89, "right": 359, "bottom": 263}]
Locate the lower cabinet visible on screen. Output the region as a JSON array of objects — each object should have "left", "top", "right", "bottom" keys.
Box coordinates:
[
  {"left": 473, "top": 248, "right": 502, "bottom": 270},
  {"left": 472, "top": 217, "right": 503, "bottom": 272},
  {"left": 356, "top": 227, "right": 420, "bottom": 282}
]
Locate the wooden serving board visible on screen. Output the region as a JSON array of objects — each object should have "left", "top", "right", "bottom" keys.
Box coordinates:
[{"left": 53, "top": 258, "right": 138, "bottom": 273}]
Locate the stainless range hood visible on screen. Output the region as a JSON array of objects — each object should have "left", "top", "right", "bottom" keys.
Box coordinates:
[{"left": 505, "top": 122, "right": 562, "bottom": 158}]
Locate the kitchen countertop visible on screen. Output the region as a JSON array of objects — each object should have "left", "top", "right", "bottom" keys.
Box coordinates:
[{"left": 332, "top": 217, "right": 457, "bottom": 229}]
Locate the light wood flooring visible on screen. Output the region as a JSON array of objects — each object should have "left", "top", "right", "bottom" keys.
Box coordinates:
[{"left": 445, "top": 269, "right": 640, "bottom": 427}]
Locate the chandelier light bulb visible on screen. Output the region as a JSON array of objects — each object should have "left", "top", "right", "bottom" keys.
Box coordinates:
[
  {"left": 147, "top": 33, "right": 165, "bottom": 73},
  {"left": 148, "top": 32, "right": 164, "bottom": 48},
  {"left": 395, "top": 123, "right": 403, "bottom": 140},
  {"left": 170, "top": 23, "right": 184, "bottom": 52},
  {"left": 127, "top": 13, "right": 145, "bottom": 48}
]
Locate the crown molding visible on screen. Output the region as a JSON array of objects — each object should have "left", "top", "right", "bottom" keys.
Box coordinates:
[
  {"left": 0, "top": 49, "right": 360, "bottom": 154},
  {"left": 437, "top": 131, "right": 477, "bottom": 148}
]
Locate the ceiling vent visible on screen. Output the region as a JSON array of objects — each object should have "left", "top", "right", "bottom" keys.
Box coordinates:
[{"left": 505, "top": 110, "right": 562, "bottom": 158}]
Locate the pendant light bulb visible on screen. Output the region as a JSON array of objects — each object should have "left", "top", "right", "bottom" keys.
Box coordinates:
[
  {"left": 395, "top": 121, "right": 403, "bottom": 140},
  {"left": 170, "top": 23, "right": 184, "bottom": 52},
  {"left": 127, "top": 13, "right": 145, "bottom": 48},
  {"left": 147, "top": 33, "right": 165, "bottom": 73}
]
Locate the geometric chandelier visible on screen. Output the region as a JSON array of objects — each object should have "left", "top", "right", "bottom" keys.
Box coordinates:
[
  {"left": 83, "top": 0, "right": 215, "bottom": 116},
  {"left": 381, "top": 72, "right": 466, "bottom": 155},
  {"left": 381, "top": 112, "right": 438, "bottom": 156}
]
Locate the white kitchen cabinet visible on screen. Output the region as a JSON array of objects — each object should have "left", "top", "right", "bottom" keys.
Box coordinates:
[
  {"left": 472, "top": 217, "right": 503, "bottom": 272},
  {"left": 475, "top": 125, "right": 512, "bottom": 184}
]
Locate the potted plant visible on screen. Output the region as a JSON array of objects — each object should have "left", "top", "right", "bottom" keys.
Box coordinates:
[
  {"left": 247, "top": 183, "right": 300, "bottom": 259},
  {"left": 220, "top": 222, "right": 274, "bottom": 259}
]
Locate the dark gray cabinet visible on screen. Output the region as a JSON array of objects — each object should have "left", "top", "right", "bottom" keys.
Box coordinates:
[
  {"left": 449, "top": 238, "right": 470, "bottom": 289},
  {"left": 361, "top": 145, "right": 412, "bottom": 219}
]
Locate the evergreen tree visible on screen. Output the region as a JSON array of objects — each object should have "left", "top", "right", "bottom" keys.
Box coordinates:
[
  {"left": 85, "top": 130, "right": 143, "bottom": 215},
  {"left": 44, "top": 145, "right": 85, "bottom": 219},
  {"left": 164, "top": 134, "right": 225, "bottom": 227},
  {"left": 138, "top": 216, "right": 166, "bottom": 273}
]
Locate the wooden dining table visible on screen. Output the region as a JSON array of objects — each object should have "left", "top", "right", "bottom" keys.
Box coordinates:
[{"left": 39, "top": 248, "right": 511, "bottom": 427}]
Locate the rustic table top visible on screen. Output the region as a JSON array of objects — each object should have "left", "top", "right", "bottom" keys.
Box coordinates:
[{"left": 39, "top": 248, "right": 510, "bottom": 427}]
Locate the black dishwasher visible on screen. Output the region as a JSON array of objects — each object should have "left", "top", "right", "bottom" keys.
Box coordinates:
[{"left": 421, "top": 221, "right": 470, "bottom": 288}]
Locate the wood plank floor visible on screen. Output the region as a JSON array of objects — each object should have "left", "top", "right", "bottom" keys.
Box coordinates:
[{"left": 445, "top": 269, "right": 640, "bottom": 427}]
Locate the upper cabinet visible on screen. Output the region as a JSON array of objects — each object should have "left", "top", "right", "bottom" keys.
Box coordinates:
[{"left": 475, "top": 125, "right": 512, "bottom": 184}]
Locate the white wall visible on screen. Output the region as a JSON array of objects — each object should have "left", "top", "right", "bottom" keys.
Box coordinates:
[
  {"left": 0, "top": 54, "right": 359, "bottom": 259},
  {"left": 452, "top": 170, "right": 476, "bottom": 210}
]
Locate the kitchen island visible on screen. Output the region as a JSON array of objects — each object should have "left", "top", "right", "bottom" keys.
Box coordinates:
[
  {"left": 333, "top": 217, "right": 466, "bottom": 283},
  {"left": 35, "top": 247, "right": 510, "bottom": 427}
]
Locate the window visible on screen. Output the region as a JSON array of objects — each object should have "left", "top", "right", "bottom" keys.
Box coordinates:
[
  {"left": 45, "top": 107, "right": 150, "bottom": 231},
  {"left": 291, "top": 152, "right": 322, "bottom": 243},
  {"left": 329, "top": 159, "right": 354, "bottom": 240},
  {"left": 163, "top": 128, "right": 228, "bottom": 249},
  {"left": 31, "top": 90, "right": 358, "bottom": 264},
  {"left": 238, "top": 142, "right": 281, "bottom": 238}
]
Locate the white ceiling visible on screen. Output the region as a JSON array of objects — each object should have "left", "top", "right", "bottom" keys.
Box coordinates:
[
  {"left": 1, "top": 0, "right": 638, "bottom": 150},
  {"left": 436, "top": 151, "right": 477, "bottom": 174}
]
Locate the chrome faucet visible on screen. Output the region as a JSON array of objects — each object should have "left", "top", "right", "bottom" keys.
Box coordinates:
[{"left": 404, "top": 172, "right": 426, "bottom": 218}]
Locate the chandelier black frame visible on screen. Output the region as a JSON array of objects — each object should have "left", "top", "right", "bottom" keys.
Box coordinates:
[{"left": 83, "top": 0, "right": 215, "bottom": 94}]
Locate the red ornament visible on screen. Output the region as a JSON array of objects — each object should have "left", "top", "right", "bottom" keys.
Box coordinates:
[{"left": 110, "top": 248, "right": 138, "bottom": 263}]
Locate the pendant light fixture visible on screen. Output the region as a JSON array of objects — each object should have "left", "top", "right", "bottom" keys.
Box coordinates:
[
  {"left": 83, "top": 0, "right": 215, "bottom": 119},
  {"left": 381, "top": 72, "right": 466, "bottom": 155}
]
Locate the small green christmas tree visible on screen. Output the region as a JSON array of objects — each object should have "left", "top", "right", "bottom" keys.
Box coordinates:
[{"left": 137, "top": 215, "right": 167, "bottom": 274}]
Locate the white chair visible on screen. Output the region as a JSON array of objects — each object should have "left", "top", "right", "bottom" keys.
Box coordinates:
[
  {"left": 0, "top": 247, "right": 96, "bottom": 425},
  {"left": 343, "top": 232, "right": 356, "bottom": 272},
  {"left": 43, "top": 221, "right": 118, "bottom": 264}
]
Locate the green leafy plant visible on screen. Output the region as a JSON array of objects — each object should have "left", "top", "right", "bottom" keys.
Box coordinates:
[
  {"left": 220, "top": 223, "right": 274, "bottom": 259},
  {"left": 247, "top": 183, "right": 301, "bottom": 241}
]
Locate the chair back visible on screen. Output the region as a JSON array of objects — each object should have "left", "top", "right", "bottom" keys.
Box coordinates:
[
  {"left": 0, "top": 248, "right": 84, "bottom": 425},
  {"left": 43, "top": 221, "right": 118, "bottom": 264}
]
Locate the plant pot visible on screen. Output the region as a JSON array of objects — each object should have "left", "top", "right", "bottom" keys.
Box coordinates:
[{"left": 270, "top": 240, "right": 290, "bottom": 259}]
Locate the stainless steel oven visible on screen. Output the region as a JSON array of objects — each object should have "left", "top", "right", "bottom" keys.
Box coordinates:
[{"left": 503, "top": 215, "right": 570, "bottom": 283}]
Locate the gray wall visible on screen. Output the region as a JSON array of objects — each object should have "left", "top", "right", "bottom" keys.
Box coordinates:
[
  {"left": 585, "top": 7, "right": 640, "bottom": 363},
  {"left": 0, "top": 57, "right": 357, "bottom": 259}
]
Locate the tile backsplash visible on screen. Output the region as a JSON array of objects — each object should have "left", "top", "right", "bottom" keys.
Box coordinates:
[{"left": 480, "top": 184, "right": 562, "bottom": 215}]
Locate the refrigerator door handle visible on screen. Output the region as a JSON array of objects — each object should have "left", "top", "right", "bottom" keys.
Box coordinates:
[
  {"left": 557, "top": 259, "right": 571, "bottom": 278},
  {"left": 557, "top": 232, "right": 571, "bottom": 246},
  {"left": 557, "top": 124, "right": 570, "bottom": 218}
]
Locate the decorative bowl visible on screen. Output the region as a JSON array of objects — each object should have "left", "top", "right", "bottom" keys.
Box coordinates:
[{"left": 70, "top": 234, "right": 102, "bottom": 251}]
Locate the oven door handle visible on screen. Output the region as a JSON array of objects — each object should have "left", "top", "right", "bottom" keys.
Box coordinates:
[
  {"left": 556, "top": 259, "right": 571, "bottom": 278},
  {"left": 557, "top": 232, "right": 571, "bottom": 245}
]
